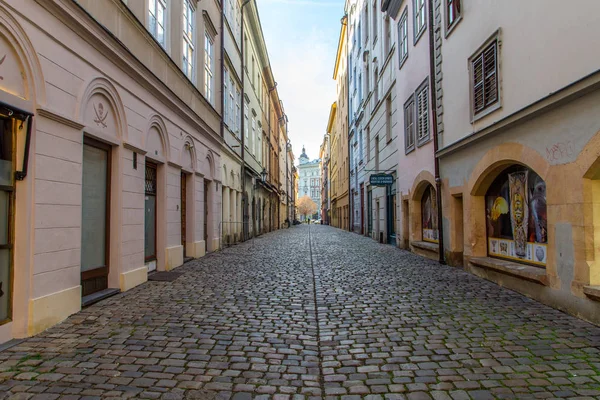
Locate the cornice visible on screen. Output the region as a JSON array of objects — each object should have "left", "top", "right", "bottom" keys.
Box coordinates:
[{"left": 36, "top": 107, "right": 84, "bottom": 130}]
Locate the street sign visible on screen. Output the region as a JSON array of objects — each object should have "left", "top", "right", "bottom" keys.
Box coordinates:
[{"left": 370, "top": 173, "right": 394, "bottom": 186}]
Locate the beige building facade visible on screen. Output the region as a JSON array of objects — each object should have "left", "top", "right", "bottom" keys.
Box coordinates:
[
  {"left": 434, "top": 0, "right": 600, "bottom": 323},
  {"left": 0, "top": 0, "right": 293, "bottom": 344},
  {"left": 329, "top": 17, "right": 349, "bottom": 231}
]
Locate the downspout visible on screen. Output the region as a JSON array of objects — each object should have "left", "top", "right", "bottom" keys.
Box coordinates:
[
  {"left": 427, "top": 0, "right": 445, "bottom": 264},
  {"left": 241, "top": 0, "right": 251, "bottom": 241},
  {"left": 343, "top": 14, "right": 351, "bottom": 232},
  {"left": 220, "top": 0, "right": 225, "bottom": 243}
]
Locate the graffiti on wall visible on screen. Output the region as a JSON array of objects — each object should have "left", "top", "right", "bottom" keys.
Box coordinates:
[{"left": 545, "top": 141, "right": 574, "bottom": 163}]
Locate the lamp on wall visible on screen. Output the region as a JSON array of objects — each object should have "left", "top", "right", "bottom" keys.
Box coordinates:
[
  {"left": 0, "top": 104, "right": 33, "bottom": 182},
  {"left": 261, "top": 168, "right": 267, "bottom": 183}
]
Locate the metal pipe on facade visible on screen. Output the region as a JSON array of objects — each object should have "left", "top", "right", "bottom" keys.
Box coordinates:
[
  {"left": 427, "top": 0, "right": 445, "bottom": 264},
  {"left": 240, "top": 0, "right": 251, "bottom": 241},
  {"left": 343, "top": 14, "right": 351, "bottom": 232}
]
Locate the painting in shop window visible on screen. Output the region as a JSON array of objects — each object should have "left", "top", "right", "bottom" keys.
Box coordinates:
[
  {"left": 486, "top": 165, "right": 547, "bottom": 266},
  {"left": 422, "top": 185, "right": 438, "bottom": 243}
]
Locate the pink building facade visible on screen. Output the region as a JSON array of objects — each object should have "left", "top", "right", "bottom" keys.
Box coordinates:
[{"left": 0, "top": 0, "right": 224, "bottom": 344}]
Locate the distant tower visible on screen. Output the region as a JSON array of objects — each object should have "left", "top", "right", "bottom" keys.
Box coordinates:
[{"left": 299, "top": 146, "right": 309, "bottom": 165}]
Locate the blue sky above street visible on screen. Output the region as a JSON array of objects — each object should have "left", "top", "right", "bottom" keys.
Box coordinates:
[{"left": 256, "top": 0, "right": 345, "bottom": 164}]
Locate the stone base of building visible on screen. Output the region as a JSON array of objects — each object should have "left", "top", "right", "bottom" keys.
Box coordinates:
[
  {"left": 28, "top": 286, "right": 82, "bottom": 336},
  {"left": 466, "top": 258, "right": 600, "bottom": 325},
  {"left": 120, "top": 266, "right": 148, "bottom": 292},
  {"left": 166, "top": 245, "right": 184, "bottom": 271},
  {"left": 445, "top": 250, "right": 464, "bottom": 267},
  {"left": 411, "top": 241, "right": 439, "bottom": 262}
]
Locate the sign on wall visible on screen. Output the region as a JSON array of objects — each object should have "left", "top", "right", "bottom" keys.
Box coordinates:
[{"left": 370, "top": 174, "right": 394, "bottom": 186}]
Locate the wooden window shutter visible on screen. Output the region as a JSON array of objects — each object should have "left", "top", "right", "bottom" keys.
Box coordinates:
[{"left": 472, "top": 40, "right": 498, "bottom": 115}]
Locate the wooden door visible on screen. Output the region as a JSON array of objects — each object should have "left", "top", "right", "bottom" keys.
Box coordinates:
[
  {"left": 204, "top": 179, "right": 208, "bottom": 252},
  {"left": 81, "top": 137, "right": 111, "bottom": 296},
  {"left": 0, "top": 117, "right": 15, "bottom": 323},
  {"left": 360, "top": 184, "right": 365, "bottom": 235},
  {"left": 180, "top": 172, "right": 187, "bottom": 256}
]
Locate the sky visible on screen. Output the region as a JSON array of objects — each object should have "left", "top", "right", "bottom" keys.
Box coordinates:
[{"left": 255, "top": 0, "right": 345, "bottom": 165}]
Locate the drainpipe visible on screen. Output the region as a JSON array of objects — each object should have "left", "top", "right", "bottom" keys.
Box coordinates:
[
  {"left": 428, "top": 0, "right": 445, "bottom": 265},
  {"left": 220, "top": 0, "right": 225, "bottom": 141}
]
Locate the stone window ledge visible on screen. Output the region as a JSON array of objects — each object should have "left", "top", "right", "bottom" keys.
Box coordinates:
[
  {"left": 583, "top": 285, "right": 600, "bottom": 301},
  {"left": 469, "top": 257, "right": 549, "bottom": 286},
  {"left": 411, "top": 241, "right": 439, "bottom": 253}
]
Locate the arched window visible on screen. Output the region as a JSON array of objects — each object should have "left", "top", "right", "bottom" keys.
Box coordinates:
[
  {"left": 422, "top": 185, "right": 438, "bottom": 243},
  {"left": 486, "top": 165, "right": 547, "bottom": 266}
]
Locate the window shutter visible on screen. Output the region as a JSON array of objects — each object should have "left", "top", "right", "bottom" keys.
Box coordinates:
[
  {"left": 484, "top": 43, "right": 498, "bottom": 107},
  {"left": 473, "top": 53, "right": 484, "bottom": 113},
  {"left": 417, "top": 87, "right": 428, "bottom": 141}
]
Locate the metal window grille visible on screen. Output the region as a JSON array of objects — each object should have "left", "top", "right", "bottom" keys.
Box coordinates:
[{"left": 145, "top": 164, "right": 157, "bottom": 195}]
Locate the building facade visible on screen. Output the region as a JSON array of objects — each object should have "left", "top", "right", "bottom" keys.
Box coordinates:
[
  {"left": 319, "top": 134, "right": 330, "bottom": 224},
  {"left": 329, "top": 17, "right": 350, "bottom": 231},
  {"left": 384, "top": 0, "right": 438, "bottom": 257},
  {"left": 0, "top": 0, "right": 294, "bottom": 344},
  {"left": 297, "top": 147, "right": 321, "bottom": 221},
  {"left": 346, "top": 0, "right": 398, "bottom": 243}
]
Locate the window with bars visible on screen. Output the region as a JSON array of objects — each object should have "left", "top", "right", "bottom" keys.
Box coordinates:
[
  {"left": 204, "top": 32, "right": 214, "bottom": 104},
  {"left": 404, "top": 96, "right": 415, "bottom": 153},
  {"left": 145, "top": 164, "right": 157, "bottom": 195},
  {"left": 182, "top": 0, "right": 195, "bottom": 80},
  {"left": 149, "top": 0, "right": 167, "bottom": 48},
  {"left": 413, "top": 0, "right": 426, "bottom": 44},
  {"left": 471, "top": 40, "right": 499, "bottom": 117},
  {"left": 398, "top": 8, "right": 408, "bottom": 67},
  {"left": 416, "top": 80, "right": 429, "bottom": 145},
  {"left": 446, "top": 0, "right": 461, "bottom": 30}
]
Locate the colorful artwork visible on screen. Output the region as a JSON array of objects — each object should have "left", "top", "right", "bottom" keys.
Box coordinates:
[
  {"left": 486, "top": 166, "right": 547, "bottom": 266},
  {"left": 422, "top": 185, "right": 438, "bottom": 243}
]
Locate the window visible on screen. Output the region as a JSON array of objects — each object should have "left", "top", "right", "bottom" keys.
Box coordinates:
[
  {"left": 252, "top": 56, "right": 255, "bottom": 87},
  {"left": 414, "top": 0, "right": 426, "bottom": 44},
  {"left": 375, "top": 136, "right": 379, "bottom": 171},
  {"left": 366, "top": 126, "right": 371, "bottom": 161},
  {"left": 416, "top": 80, "right": 429, "bottom": 145},
  {"left": 224, "top": 69, "right": 229, "bottom": 122},
  {"left": 422, "top": 185, "right": 438, "bottom": 243},
  {"left": 446, "top": 0, "right": 461, "bottom": 31},
  {"left": 386, "top": 96, "right": 392, "bottom": 143},
  {"left": 373, "top": 66, "right": 379, "bottom": 103},
  {"left": 384, "top": 15, "right": 391, "bottom": 55},
  {"left": 404, "top": 96, "right": 415, "bottom": 153},
  {"left": 251, "top": 116, "right": 256, "bottom": 155},
  {"left": 359, "top": 129, "right": 363, "bottom": 161},
  {"left": 372, "top": 0, "right": 377, "bottom": 42},
  {"left": 204, "top": 32, "right": 214, "bottom": 104},
  {"left": 486, "top": 166, "right": 547, "bottom": 266},
  {"left": 235, "top": 89, "right": 241, "bottom": 136},
  {"left": 235, "top": 1, "right": 241, "bottom": 42},
  {"left": 363, "top": 6, "right": 369, "bottom": 43},
  {"left": 398, "top": 8, "right": 408, "bottom": 67},
  {"left": 149, "top": 0, "right": 167, "bottom": 48},
  {"left": 357, "top": 21, "right": 362, "bottom": 49},
  {"left": 358, "top": 72, "right": 362, "bottom": 104},
  {"left": 471, "top": 40, "right": 499, "bottom": 118},
  {"left": 182, "top": 0, "right": 195, "bottom": 80},
  {"left": 229, "top": 76, "right": 235, "bottom": 128},
  {"left": 244, "top": 101, "right": 249, "bottom": 141}
]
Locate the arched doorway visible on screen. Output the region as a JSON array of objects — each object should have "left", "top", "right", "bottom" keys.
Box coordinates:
[{"left": 421, "top": 184, "right": 438, "bottom": 243}]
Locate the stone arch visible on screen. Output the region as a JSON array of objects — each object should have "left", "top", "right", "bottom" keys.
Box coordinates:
[
  {"left": 0, "top": 3, "right": 45, "bottom": 106},
  {"left": 205, "top": 150, "right": 216, "bottom": 181},
  {"left": 468, "top": 142, "right": 550, "bottom": 196},
  {"left": 410, "top": 170, "right": 436, "bottom": 201},
  {"left": 464, "top": 142, "right": 551, "bottom": 264},
  {"left": 221, "top": 164, "right": 228, "bottom": 187},
  {"left": 77, "top": 76, "right": 127, "bottom": 140},
  {"left": 180, "top": 135, "right": 197, "bottom": 172},
  {"left": 144, "top": 114, "right": 170, "bottom": 162}
]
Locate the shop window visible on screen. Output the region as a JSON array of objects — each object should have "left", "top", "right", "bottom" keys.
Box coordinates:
[
  {"left": 486, "top": 165, "right": 547, "bottom": 266},
  {"left": 422, "top": 185, "right": 438, "bottom": 243}
]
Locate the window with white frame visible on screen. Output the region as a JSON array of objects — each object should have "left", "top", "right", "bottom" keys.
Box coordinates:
[
  {"left": 182, "top": 0, "right": 195, "bottom": 80},
  {"left": 252, "top": 116, "right": 256, "bottom": 155},
  {"left": 229, "top": 76, "right": 235, "bottom": 129},
  {"left": 398, "top": 8, "right": 408, "bottom": 66},
  {"left": 244, "top": 101, "right": 249, "bottom": 141},
  {"left": 384, "top": 15, "right": 391, "bottom": 54},
  {"left": 204, "top": 32, "right": 214, "bottom": 104},
  {"left": 236, "top": 89, "right": 241, "bottom": 136},
  {"left": 471, "top": 39, "right": 499, "bottom": 117},
  {"left": 416, "top": 80, "right": 429, "bottom": 145},
  {"left": 414, "top": 0, "right": 426, "bottom": 43},
  {"left": 404, "top": 95, "right": 415, "bottom": 153},
  {"left": 372, "top": 0, "right": 377, "bottom": 42},
  {"left": 149, "top": 0, "right": 167, "bottom": 48},
  {"left": 224, "top": 69, "right": 229, "bottom": 122}
]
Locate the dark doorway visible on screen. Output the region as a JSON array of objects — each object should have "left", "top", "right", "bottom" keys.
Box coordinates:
[
  {"left": 180, "top": 172, "right": 187, "bottom": 256},
  {"left": 204, "top": 179, "right": 209, "bottom": 252},
  {"left": 81, "top": 137, "right": 111, "bottom": 296},
  {"left": 144, "top": 162, "right": 157, "bottom": 271},
  {"left": 360, "top": 183, "right": 365, "bottom": 235}
]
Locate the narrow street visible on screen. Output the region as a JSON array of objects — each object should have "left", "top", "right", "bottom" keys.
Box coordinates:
[{"left": 1, "top": 225, "right": 599, "bottom": 400}]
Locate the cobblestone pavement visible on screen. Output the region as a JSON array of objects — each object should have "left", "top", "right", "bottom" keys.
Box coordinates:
[{"left": 1, "top": 225, "right": 600, "bottom": 400}]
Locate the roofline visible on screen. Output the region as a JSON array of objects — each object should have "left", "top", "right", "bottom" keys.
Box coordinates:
[
  {"left": 333, "top": 15, "right": 347, "bottom": 80},
  {"left": 326, "top": 102, "right": 337, "bottom": 133}
]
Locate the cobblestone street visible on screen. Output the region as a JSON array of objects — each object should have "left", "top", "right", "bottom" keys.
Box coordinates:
[{"left": 1, "top": 225, "right": 600, "bottom": 399}]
